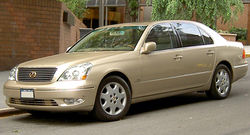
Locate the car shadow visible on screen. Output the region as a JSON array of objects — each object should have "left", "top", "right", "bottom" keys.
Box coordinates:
[
  {"left": 128, "top": 92, "right": 210, "bottom": 116},
  {"left": 14, "top": 92, "right": 211, "bottom": 125}
]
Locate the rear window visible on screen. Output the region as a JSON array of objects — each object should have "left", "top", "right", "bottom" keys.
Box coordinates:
[
  {"left": 172, "top": 23, "right": 204, "bottom": 47},
  {"left": 199, "top": 28, "right": 214, "bottom": 45}
]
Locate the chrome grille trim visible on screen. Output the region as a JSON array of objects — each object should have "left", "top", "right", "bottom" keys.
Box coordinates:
[
  {"left": 18, "top": 68, "right": 57, "bottom": 82},
  {"left": 10, "top": 98, "right": 58, "bottom": 106}
]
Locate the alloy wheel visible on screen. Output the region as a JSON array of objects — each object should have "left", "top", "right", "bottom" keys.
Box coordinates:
[
  {"left": 100, "top": 82, "right": 127, "bottom": 115},
  {"left": 215, "top": 69, "right": 230, "bottom": 97}
]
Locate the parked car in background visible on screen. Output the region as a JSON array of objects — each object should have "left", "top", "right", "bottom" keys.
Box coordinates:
[{"left": 4, "top": 20, "right": 248, "bottom": 121}]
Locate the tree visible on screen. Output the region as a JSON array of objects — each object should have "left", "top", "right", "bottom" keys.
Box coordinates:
[
  {"left": 149, "top": 0, "right": 244, "bottom": 29},
  {"left": 58, "top": 0, "right": 87, "bottom": 19},
  {"left": 125, "top": 0, "right": 139, "bottom": 22}
]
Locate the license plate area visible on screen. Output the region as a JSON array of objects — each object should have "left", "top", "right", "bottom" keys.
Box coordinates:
[{"left": 20, "top": 89, "right": 34, "bottom": 99}]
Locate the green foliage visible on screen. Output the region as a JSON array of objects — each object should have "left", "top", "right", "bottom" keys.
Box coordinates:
[
  {"left": 126, "top": 0, "right": 139, "bottom": 21},
  {"left": 148, "top": 0, "right": 244, "bottom": 29},
  {"left": 229, "top": 27, "right": 247, "bottom": 40},
  {"left": 128, "top": 0, "right": 139, "bottom": 17},
  {"left": 58, "top": 0, "right": 87, "bottom": 19},
  {"left": 216, "top": 29, "right": 229, "bottom": 34}
]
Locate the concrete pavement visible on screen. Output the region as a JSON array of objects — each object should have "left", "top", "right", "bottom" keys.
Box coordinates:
[
  {"left": 0, "top": 71, "right": 26, "bottom": 116},
  {"left": 245, "top": 45, "right": 250, "bottom": 57},
  {"left": 0, "top": 71, "right": 9, "bottom": 109},
  {"left": 0, "top": 46, "right": 250, "bottom": 116}
]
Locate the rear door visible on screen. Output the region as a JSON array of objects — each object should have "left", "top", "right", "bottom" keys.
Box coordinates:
[{"left": 171, "top": 22, "right": 215, "bottom": 89}]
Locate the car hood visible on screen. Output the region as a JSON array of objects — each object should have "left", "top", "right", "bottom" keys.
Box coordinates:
[{"left": 19, "top": 51, "right": 129, "bottom": 68}]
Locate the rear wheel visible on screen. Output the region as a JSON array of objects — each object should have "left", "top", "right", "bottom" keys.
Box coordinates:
[
  {"left": 206, "top": 64, "right": 232, "bottom": 99},
  {"left": 92, "top": 76, "right": 131, "bottom": 121}
]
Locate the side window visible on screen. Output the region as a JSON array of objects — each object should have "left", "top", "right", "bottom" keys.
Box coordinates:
[
  {"left": 145, "top": 23, "right": 178, "bottom": 51},
  {"left": 199, "top": 28, "right": 214, "bottom": 45},
  {"left": 172, "top": 23, "right": 204, "bottom": 47}
]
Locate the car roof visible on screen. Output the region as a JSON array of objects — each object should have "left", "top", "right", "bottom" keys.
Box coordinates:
[
  {"left": 96, "top": 20, "right": 201, "bottom": 29},
  {"left": 96, "top": 20, "right": 226, "bottom": 45}
]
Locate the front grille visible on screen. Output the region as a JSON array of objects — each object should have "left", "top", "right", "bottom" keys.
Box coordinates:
[
  {"left": 18, "top": 68, "right": 57, "bottom": 82},
  {"left": 10, "top": 98, "right": 58, "bottom": 106}
]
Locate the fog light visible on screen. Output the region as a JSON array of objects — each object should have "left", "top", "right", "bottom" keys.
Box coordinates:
[{"left": 63, "top": 98, "right": 84, "bottom": 105}]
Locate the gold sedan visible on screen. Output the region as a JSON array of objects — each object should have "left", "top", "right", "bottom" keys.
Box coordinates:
[{"left": 4, "top": 20, "right": 248, "bottom": 121}]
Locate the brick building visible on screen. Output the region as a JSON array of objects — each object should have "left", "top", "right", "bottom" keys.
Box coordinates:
[
  {"left": 216, "top": 0, "right": 250, "bottom": 44},
  {"left": 0, "top": 0, "right": 86, "bottom": 71},
  {"left": 83, "top": 0, "right": 150, "bottom": 28},
  {"left": 1, "top": 0, "right": 250, "bottom": 70},
  {"left": 84, "top": 0, "right": 250, "bottom": 44}
]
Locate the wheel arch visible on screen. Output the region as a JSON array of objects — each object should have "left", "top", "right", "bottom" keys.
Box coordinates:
[
  {"left": 217, "top": 60, "right": 233, "bottom": 80},
  {"left": 101, "top": 71, "right": 133, "bottom": 96}
]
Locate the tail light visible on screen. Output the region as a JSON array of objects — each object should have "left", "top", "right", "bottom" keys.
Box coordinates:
[{"left": 242, "top": 49, "right": 246, "bottom": 59}]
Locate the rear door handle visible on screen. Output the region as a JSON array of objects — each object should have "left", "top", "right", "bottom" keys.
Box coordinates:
[
  {"left": 174, "top": 55, "right": 183, "bottom": 61},
  {"left": 207, "top": 50, "right": 215, "bottom": 55}
]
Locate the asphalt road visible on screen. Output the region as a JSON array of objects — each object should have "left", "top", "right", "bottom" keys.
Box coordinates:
[{"left": 0, "top": 59, "right": 249, "bottom": 135}]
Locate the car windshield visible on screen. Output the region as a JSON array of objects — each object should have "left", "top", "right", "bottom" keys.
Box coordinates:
[{"left": 68, "top": 26, "right": 147, "bottom": 52}]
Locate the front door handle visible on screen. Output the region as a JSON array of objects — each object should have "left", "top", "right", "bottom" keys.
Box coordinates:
[
  {"left": 174, "top": 55, "right": 183, "bottom": 61},
  {"left": 207, "top": 50, "right": 215, "bottom": 55}
]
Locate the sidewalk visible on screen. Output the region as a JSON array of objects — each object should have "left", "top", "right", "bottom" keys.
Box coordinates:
[
  {"left": 0, "top": 71, "right": 25, "bottom": 117},
  {"left": 0, "top": 71, "right": 9, "bottom": 109},
  {"left": 245, "top": 46, "right": 250, "bottom": 57}
]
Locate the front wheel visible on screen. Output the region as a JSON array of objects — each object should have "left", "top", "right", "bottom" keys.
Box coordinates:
[
  {"left": 206, "top": 64, "right": 232, "bottom": 99},
  {"left": 92, "top": 76, "right": 131, "bottom": 121}
]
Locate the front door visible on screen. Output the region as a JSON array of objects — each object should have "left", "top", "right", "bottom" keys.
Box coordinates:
[{"left": 134, "top": 23, "right": 184, "bottom": 97}]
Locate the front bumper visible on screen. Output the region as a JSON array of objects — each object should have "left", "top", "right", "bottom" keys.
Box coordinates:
[{"left": 3, "top": 81, "right": 97, "bottom": 112}]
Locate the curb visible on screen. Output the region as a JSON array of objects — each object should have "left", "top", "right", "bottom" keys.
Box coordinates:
[{"left": 0, "top": 108, "right": 26, "bottom": 117}]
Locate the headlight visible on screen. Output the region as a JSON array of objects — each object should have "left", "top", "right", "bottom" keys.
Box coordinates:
[
  {"left": 8, "top": 66, "right": 18, "bottom": 81},
  {"left": 58, "top": 63, "right": 93, "bottom": 81}
]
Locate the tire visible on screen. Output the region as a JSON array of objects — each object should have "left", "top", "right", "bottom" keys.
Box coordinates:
[
  {"left": 206, "top": 64, "right": 232, "bottom": 99},
  {"left": 92, "top": 76, "right": 131, "bottom": 121}
]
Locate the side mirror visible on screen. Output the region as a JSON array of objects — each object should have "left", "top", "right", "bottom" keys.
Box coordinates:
[
  {"left": 66, "top": 46, "right": 72, "bottom": 52},
  {"left": 141, "top": 42, "right": 156, "bottom": 54}
]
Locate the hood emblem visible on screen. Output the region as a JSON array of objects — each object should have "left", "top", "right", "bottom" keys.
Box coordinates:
[{"left": 29, "top": 71, "right": 37, "bottom": 78}]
